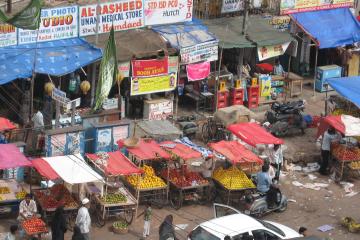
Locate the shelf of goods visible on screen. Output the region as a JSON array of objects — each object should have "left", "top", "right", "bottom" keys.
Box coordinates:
[
  {"left": 331, "top": 143, "right": 360, "bottom": 180},
  {"left": 0, "top": 179, "right": 27, "bottom": 215},
  {"left": 22, "top": 217, "right": 48, "bottom": 236}
]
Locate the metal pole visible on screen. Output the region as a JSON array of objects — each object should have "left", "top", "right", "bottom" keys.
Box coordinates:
[
  {"left": 6, "top": 0, "right": 11, "bottom": 13},
  {"left": 91, "top": 0, "right": 101, "bottom": 106},
  {"left": 313, "top": 47, "right": 318, "bottom": 97},
  {"left": 242, "top": 0, "right": 249, "bottom": 35},
  {"left": 325, "top": 84, "right": 328, "bottom": 116}
]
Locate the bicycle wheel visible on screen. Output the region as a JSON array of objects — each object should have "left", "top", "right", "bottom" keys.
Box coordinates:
[
  {"left": 169, "top": 190, "right": 183, "bottom": 210},
  {"left": 94, "top": 209, "right": 106, "bottom": 228},
  {"left": 124, "top": 209, "right": 134, "bottom": 224}
]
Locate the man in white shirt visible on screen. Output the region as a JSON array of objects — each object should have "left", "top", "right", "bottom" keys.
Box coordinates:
[
  {"left": 76, "top": 198, "right": 91, "bottom": 240},
  {"left": 320, "top": 127, "right": 341, "bottom": 175},
  {"left": 32, "top": 109, "right": 44, "bottom": 130},
  {"left": 18, "top": 194, "right": 38, "bottom": 221},
  {"left": 270, "top": 144, "right": 283, "bottom": 182}
]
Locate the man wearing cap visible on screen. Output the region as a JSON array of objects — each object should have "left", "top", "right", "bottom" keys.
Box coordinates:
[
  {"left": 18, "top": 194, "right": 38, "bottom": 221},
  {"left": 75, "top": 198, "right": 91, "bottom": 240}
]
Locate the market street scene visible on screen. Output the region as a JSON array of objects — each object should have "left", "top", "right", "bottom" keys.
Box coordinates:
[{"left": 1, "top": 0, "right": 360, "bottom": 240}]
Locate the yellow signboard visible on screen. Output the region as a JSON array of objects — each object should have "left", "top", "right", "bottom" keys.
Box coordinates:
[
  {"left": 280, "top": 0, "right": 353, "bottom": 14},
  {"left": 130, "top": 74, "right": 177, "bottom": 96}
]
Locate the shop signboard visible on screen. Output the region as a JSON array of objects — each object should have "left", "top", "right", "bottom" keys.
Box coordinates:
[
  {"left": 0, "top": 24, "right": 17, "bottom": 47},
  {"left": 257, "top": 42, "right": 291, "bottom": 61},
  {"left": 131, "top": 73, "right": 177, "bottom": 95},
  {"left": 52, "top": 88, "right": 69, "bottom": 105},
  {"left": 221, "top": 0, "right": 244, "bottom": 13},
  {"left": 267, "top": 16, "right": 290, "bottom": 32},
  {"left": 280, "top": 0, "right": 353, "bottom": 14},
  {"left": 131, "top": 57, "right": 168, "bottom": 77},
  {"left": 186, "top": 61, "right": 210, "bottom": 81},
  {"left": 118, "top": 61, "right": 130, "bottom": 77},
  {"left": 144, "top": 0, "right": 193, "bottom": 26},
  {"left": 147, "top": 99, "right": 173, "bottom": 120},
  {"left": 259, "top": 74, "right": 272, "bottom": 97},
  {"left": 113, "top": 125, "right": 129, "bottom": 145},
  {"left": 180, "top": 40, "right": 218, "bottom": 64},
  {"left": 79, "top": 0, "right": 144, "bottom": 37},
  {"left": 168, "top": 56, "right": 179, "bottom": 73},
  {"left": 18, "top": 6, "right": 78, "bottom": 44}
]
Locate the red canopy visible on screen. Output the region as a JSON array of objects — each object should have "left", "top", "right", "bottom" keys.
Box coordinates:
[
  {"left": 86, "top": 151, "right": 143, "bottom": 176},
  {"left": 209, "top": 141, "right": 263, "bottom": 164},
  {"left": 119, "top": 139, "right": 171, "bottom": 161},
  {"left": 160, "top": 141, "right": 202, "bottom": 161},
  {"left": 0, "top": 117, "right": 16, "bottom": 132},
  {"left": 0, "top": 144, "right": 31, "bottom": 169},
  {"left": 227, "top": 123, "right": 284, "bottom": 147},
  {"left": 31, "top": 158, "right": 60, "bottom": 180},
  {"left": 317, "top": 115, "right": 344, "bottom": 138}
]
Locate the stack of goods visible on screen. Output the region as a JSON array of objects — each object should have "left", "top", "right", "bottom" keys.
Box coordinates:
[
  {"left": 22, "top": 218, "right": 47, "bottom": 235},
  {"left": 332, "top": 144, "right": 360, "bottom": 161},
  {"left": 213, "top": 166, "right": 255, "bottom": 190},
  {"left": 16, "top": 190, "right": 27, "bottom": 200},
  {"left": 94, "top": 152, "right": 109, "bottom": 170},
  {"left": 99, "top": 193, "right": 127, "bottom": 205},
  {"left": 0, "top": 187, "right": 10, "bottom": 194},
  {"left": 34, "top": 185, "right": 78, "bottom": 209},
  {"left": 161, "top": 169, "right": 208, "bottom": 188},
  {"left": 349, "top": 161, "right": 360, "bottom": 170},
  {"left": 126, "top": 165, "right": 166, "bottom": 189}
]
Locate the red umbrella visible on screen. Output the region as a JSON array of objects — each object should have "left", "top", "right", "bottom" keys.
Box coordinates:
[{"left": 0, "top": 117, "right": 16, "bottom": 132}]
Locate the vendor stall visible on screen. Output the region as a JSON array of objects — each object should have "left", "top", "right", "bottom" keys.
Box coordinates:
[
  {"left": 86, "top": 151, "right": 142, "bottom": 224},
  {"left": 317, "top": 115, "right": 360, "bottom": 180},
  {"left": 120, "top": 139, "right": 170, "bottom": 207},
  {"left": 31, "top": 154, "right": 103, "bottom": 226},
  {"left": 0, "top": 144, "right": 31, "bottom": 216},
  {"left": 209, "top": 141, "right": 262, "bottom": 206},
  {"left": 160, "top": 141, "right": 210, "bottom": 209}
]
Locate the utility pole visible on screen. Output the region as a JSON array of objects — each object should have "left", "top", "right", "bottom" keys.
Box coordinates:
[
  {"left": 242, "top": 0, "right": 250, "bottom": 35},
  {"left": 91, "top": 0, "right": 101, "bottom": 106},
  {"left": 6, "top": 0, "right": 11, "bottom": 13}
]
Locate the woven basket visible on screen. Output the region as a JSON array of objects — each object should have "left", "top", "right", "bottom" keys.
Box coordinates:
[
  {"left": 123, "top": 137, "right": 139, "bottom": 148},
  {"left": 113, "top": 226, "right": 128, "bottom": 234}
]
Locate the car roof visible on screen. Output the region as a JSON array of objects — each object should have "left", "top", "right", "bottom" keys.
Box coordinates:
[{"left": 200, "top": 214, "right": 263, "bottom": 237}]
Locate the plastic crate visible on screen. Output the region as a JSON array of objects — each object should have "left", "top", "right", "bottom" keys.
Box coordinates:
[
  {"left": 246, "top": 86, "right": 259, "bottom": 109},
  {"left": 230, "top": 88, "right": 244, "bottom": 105},
  {"left": 217, "top": 91, "right": 229, "bottom": 109}
]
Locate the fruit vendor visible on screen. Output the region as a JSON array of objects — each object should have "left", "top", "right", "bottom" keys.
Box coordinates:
[
  {"left": 18, "top": 194, "right": 38, "bottom": 221},
  {"left": 319, "top": 126, "right": 341, "bottom": 175}
]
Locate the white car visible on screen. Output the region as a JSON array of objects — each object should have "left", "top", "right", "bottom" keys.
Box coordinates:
[{"left": 188, "top": 204, "right": 301, "bottom": 240}]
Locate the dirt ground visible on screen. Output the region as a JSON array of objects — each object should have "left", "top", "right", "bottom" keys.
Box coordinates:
[{"left": 1, "top": 85, "right": 359, "bottom": 240}]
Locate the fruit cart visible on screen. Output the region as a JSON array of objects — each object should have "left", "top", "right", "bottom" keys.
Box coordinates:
[
  {"left": 86, "top": 151, "right": 142, "bottom": 224},
  {"left": 160, "top": 141, "right": 211, "bottom": 210},
  {"left": 0, "top": 144, "right": 32, "bottom": 216},
  {"left": 120, "top": 138, "right": 170, "bottom": 208},
  {"left": 209, "top": 141, "right": 263, "bottom": 206},
  {"left": 21, "top": 217, "right": 49, "bottom": 238}
]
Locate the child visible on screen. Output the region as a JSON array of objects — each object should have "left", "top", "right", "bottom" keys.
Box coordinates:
[
  {"left": 299, "top": 226, "right": 308, "bottom": 236},
  {"left": 5, "top": 225, "right": 18, "bottom": 240},
  {"left": 138, "top": 202, "right": 152, "bottom": 238}
]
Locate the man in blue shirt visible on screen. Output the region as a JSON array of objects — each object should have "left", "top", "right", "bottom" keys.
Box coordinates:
[
  {"left": 273, "top": 59, "right": 285, "bottom": 76},
  {"left": 257, "top": 164, "right": 277, "bottom": 208}
]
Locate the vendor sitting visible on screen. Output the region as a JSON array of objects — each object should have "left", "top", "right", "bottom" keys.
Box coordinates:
[
  {"left": 18, "top": 194, "right": 38, "bottom": 221},
  {"left": 273, "top": 59, "right": 286, "bottom": 76}
]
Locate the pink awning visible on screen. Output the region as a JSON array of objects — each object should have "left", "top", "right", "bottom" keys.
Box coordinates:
[
  {"left": 0, "top": 144, "right": 31, "bottom": 169},
  {"left": 118, "top": 139, "right": 171, "bottom": 161},
  {"left": 160, "top": 141, "right": 202, "bottom": 161},
  {"left": 227, "top": 123, "right": 284, "bottom": 147},
  {"left": 31, "top": 158, "right": 60, "bottom": 180},
  {"left": 0, "top": 117, "right": 16, "bottom": 131}
]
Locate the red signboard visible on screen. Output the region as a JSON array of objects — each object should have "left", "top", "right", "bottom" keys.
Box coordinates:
[{"left": 132, "top": 57, "right": 168, "bottom": 77}]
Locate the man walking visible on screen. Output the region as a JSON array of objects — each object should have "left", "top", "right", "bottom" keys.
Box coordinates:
[
  {"left": 138, "top": 202, "right": 152, "bottom": 238},
  {"left": 76, "top": 198, "right": 91, "bottom": 240}
]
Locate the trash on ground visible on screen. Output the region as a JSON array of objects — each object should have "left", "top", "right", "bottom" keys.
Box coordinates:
[{"left": 317, "top": 224, "right": 334, "bottom": 232}]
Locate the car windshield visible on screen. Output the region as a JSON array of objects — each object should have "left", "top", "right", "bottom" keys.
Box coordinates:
[
  {"left": 257, "top": 219, "right": 285, "bottom": 237},
  {"left": 189, "top": 226, "right": 221, "bottom": 240}
]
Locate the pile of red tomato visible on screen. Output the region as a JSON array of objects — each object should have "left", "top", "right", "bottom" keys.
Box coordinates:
[
  {"left": 22, "top": 218, "right": 47, "bottom": 235},
  {"left": 332, "top": 144, "right": 360, "bottom": 161},
  {"left": 162, "top": 168, "right": 208, "bottom": 188}
]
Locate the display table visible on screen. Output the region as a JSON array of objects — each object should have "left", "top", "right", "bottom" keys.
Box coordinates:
[
  {"left": 0, "top": 179, "right": 27, "bottom": 215},
  {"left": 285, "top": 72, "right": 304, "bottom": 98}
]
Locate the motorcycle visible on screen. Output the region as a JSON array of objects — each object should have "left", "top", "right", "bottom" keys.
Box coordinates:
[{"left": 265, "top": 100, "right": 307, "bottom": 136}]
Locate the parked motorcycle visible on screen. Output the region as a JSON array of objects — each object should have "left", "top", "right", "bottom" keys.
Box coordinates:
[{"left": 265, "top": 100, "right": 307, "bottom": 136}]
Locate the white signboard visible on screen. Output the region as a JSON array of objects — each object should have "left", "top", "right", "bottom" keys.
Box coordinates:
[
  {"left": 144, "top": 0, "right": 193, "bottom": 26},
  {"left": 52, "top": 88, "right": 69, "bottom": 104},
  {"left": 148, "top": 99, "right": 173, "bottom": 120},
  {"left": 0, "top": 24, "right": 17, "bottom": 47},
  {"left": 221, "top": 0, "right": 244, "bottom": 13},
  {"left": 79, "top": 1, "right": 144, "bottom": 37},
  {"left": 18, "top": 6, "right": 78, "bottom": 44},
  {"left": 180, "top": 40, "right": 219, "bottom": 64}
]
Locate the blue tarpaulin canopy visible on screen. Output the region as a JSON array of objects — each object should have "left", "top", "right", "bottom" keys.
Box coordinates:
[
  {"left": 152, "top": 20, "right": 218, "bottom": 49},
  {"left": 327, "top": 76, "right": 360, "bottom": 107},
  {"left": 0, "top": 38, "right": 102, "bottom": 85},
  {"left": 290, "top": 8, "right": 360, "bottom": 49}
]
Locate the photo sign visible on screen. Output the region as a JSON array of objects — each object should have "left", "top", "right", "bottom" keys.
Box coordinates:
[
  {"left": 221, "top": 0, "right": 244, "bottom": 13},
  {"left": 0, "top": 24, "right": 17, "bottom": 47},
  {"left": 257, "top": 42, "right": 291, "bottom": 61},
  {"left": 131, "top": 74, "right": 177, "bottom": 95},
  {"left": 280, "top": 0, "right": 353, "bottom": 14},
  {"left": 79, "top": 0, "right": 144, "bottom": 36},
  {"left": 18, "top": 6, "right": 78, "bottom": 44},
  {"left": 144, "top": 0, "right": 193, "bottom": 26},
  {"left": 131, "top": 57, "right": 168, "bottom": 77},
  {"left": 180, "top": 40, "right": 218, "bottom": 64}
]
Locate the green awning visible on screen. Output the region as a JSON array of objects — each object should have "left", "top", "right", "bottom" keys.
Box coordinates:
[{"left": 203, "top": 16, "right": 293, "bottom": 48}]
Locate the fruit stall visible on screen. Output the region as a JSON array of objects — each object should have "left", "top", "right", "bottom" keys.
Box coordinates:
[
  {"left": 0, "top": 144, "right": 31, "bottom": 216},
  {"left": 160, "top": 141, "right": 211, "bottom": 210},
  {"left": 318, "top": 115, "right": 360, "bottom": 180},
  {"left": 86, "top": 151, "right": 142, "bottom": 224},
  {"left": 31, "top": 154, "right": 103, "bottom": 224},
  {"left": 120, "top": 138, "right": 170, "bottom": 207},
  {"left": 209, "top": 141, "right": 263, "bottom": 205}
]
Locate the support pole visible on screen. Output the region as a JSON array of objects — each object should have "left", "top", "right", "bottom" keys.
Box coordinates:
[
  {"left": 91, "top": 0, "right": 101, "bottom": 106},
  {"left": 242, "top": 0, "right": 249, "bottom": 35},
  {"left": 313, "top": 47, "right": 318, "bottom": 97}
]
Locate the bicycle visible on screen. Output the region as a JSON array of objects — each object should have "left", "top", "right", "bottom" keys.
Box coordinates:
[
  {"left": 89, "top": 197, "right": 106, "bottom": 228},
  {"left": 201, "top": 117, "right": 230, "bottom": 143}
]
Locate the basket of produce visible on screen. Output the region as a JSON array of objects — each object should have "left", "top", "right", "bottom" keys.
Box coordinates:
[
  {"left": 332, "top": 144, "right": 360, "bottom": 162},
  {"left": 126, "top": 165, "right": 166, "bottom": 190},
  {"left": 100, "top": 193, "right": 127, "bottom": 205},
  {"left": 22, "top": 218, "right": 48, "bottom": 235},
  {"left": 112, "top": 220, "right": 128, "bottom": 234}
]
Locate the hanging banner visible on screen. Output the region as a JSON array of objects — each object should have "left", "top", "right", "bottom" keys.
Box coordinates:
[
  {"left": 168, "top": 56, "right": 179, "bottom": 73},
  {"left": 118, "top": 61, "right": 130, "bottom": 77},
  {"left": 131, "top": 73, "right": 177, "bottom": 95},
  {"left": 132, "top": 57, "right": 168, "bottom": 77},
  {"left": 79, "top": 1, "right": 144, "bottom": 37},
  {"left": 280, "top": 0, "right": 353, "bottom": 15},
  {"left": 221, "top": 0, "right": 244, "bottom": 13},
  {"left": 180, "top": 40, "right": 218, "bottom": 64},
  {"left": 144, "top": 0, "right": 193, "bottom": 26},
  {"left": 187, "top": 62, "right": 210, "bottom": 81},
  {"left": 18, "top": 6, "right": 78, "bottom": 44},
  {"left": 259, "top": 74, "right": 272, "bottom": 97},
  {"left": 257, "top": 42, "right": 291, "bottom": 61},
  {"left": 0, "top": 24, "right": 17, "bottom": 47},
  {"left": 267, "top": 16, "right": 291, "bottom": 32}
]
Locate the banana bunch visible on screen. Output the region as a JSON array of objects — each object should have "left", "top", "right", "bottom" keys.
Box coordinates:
[
  {"left": 341, "top": 217, "right": 360, "bottom": 233},
  {"left": 350, "top": 161, "right": 360, "bottom": 170},
  {"left": 213, "top": 166, "right": 255, "bottom": 190}
]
